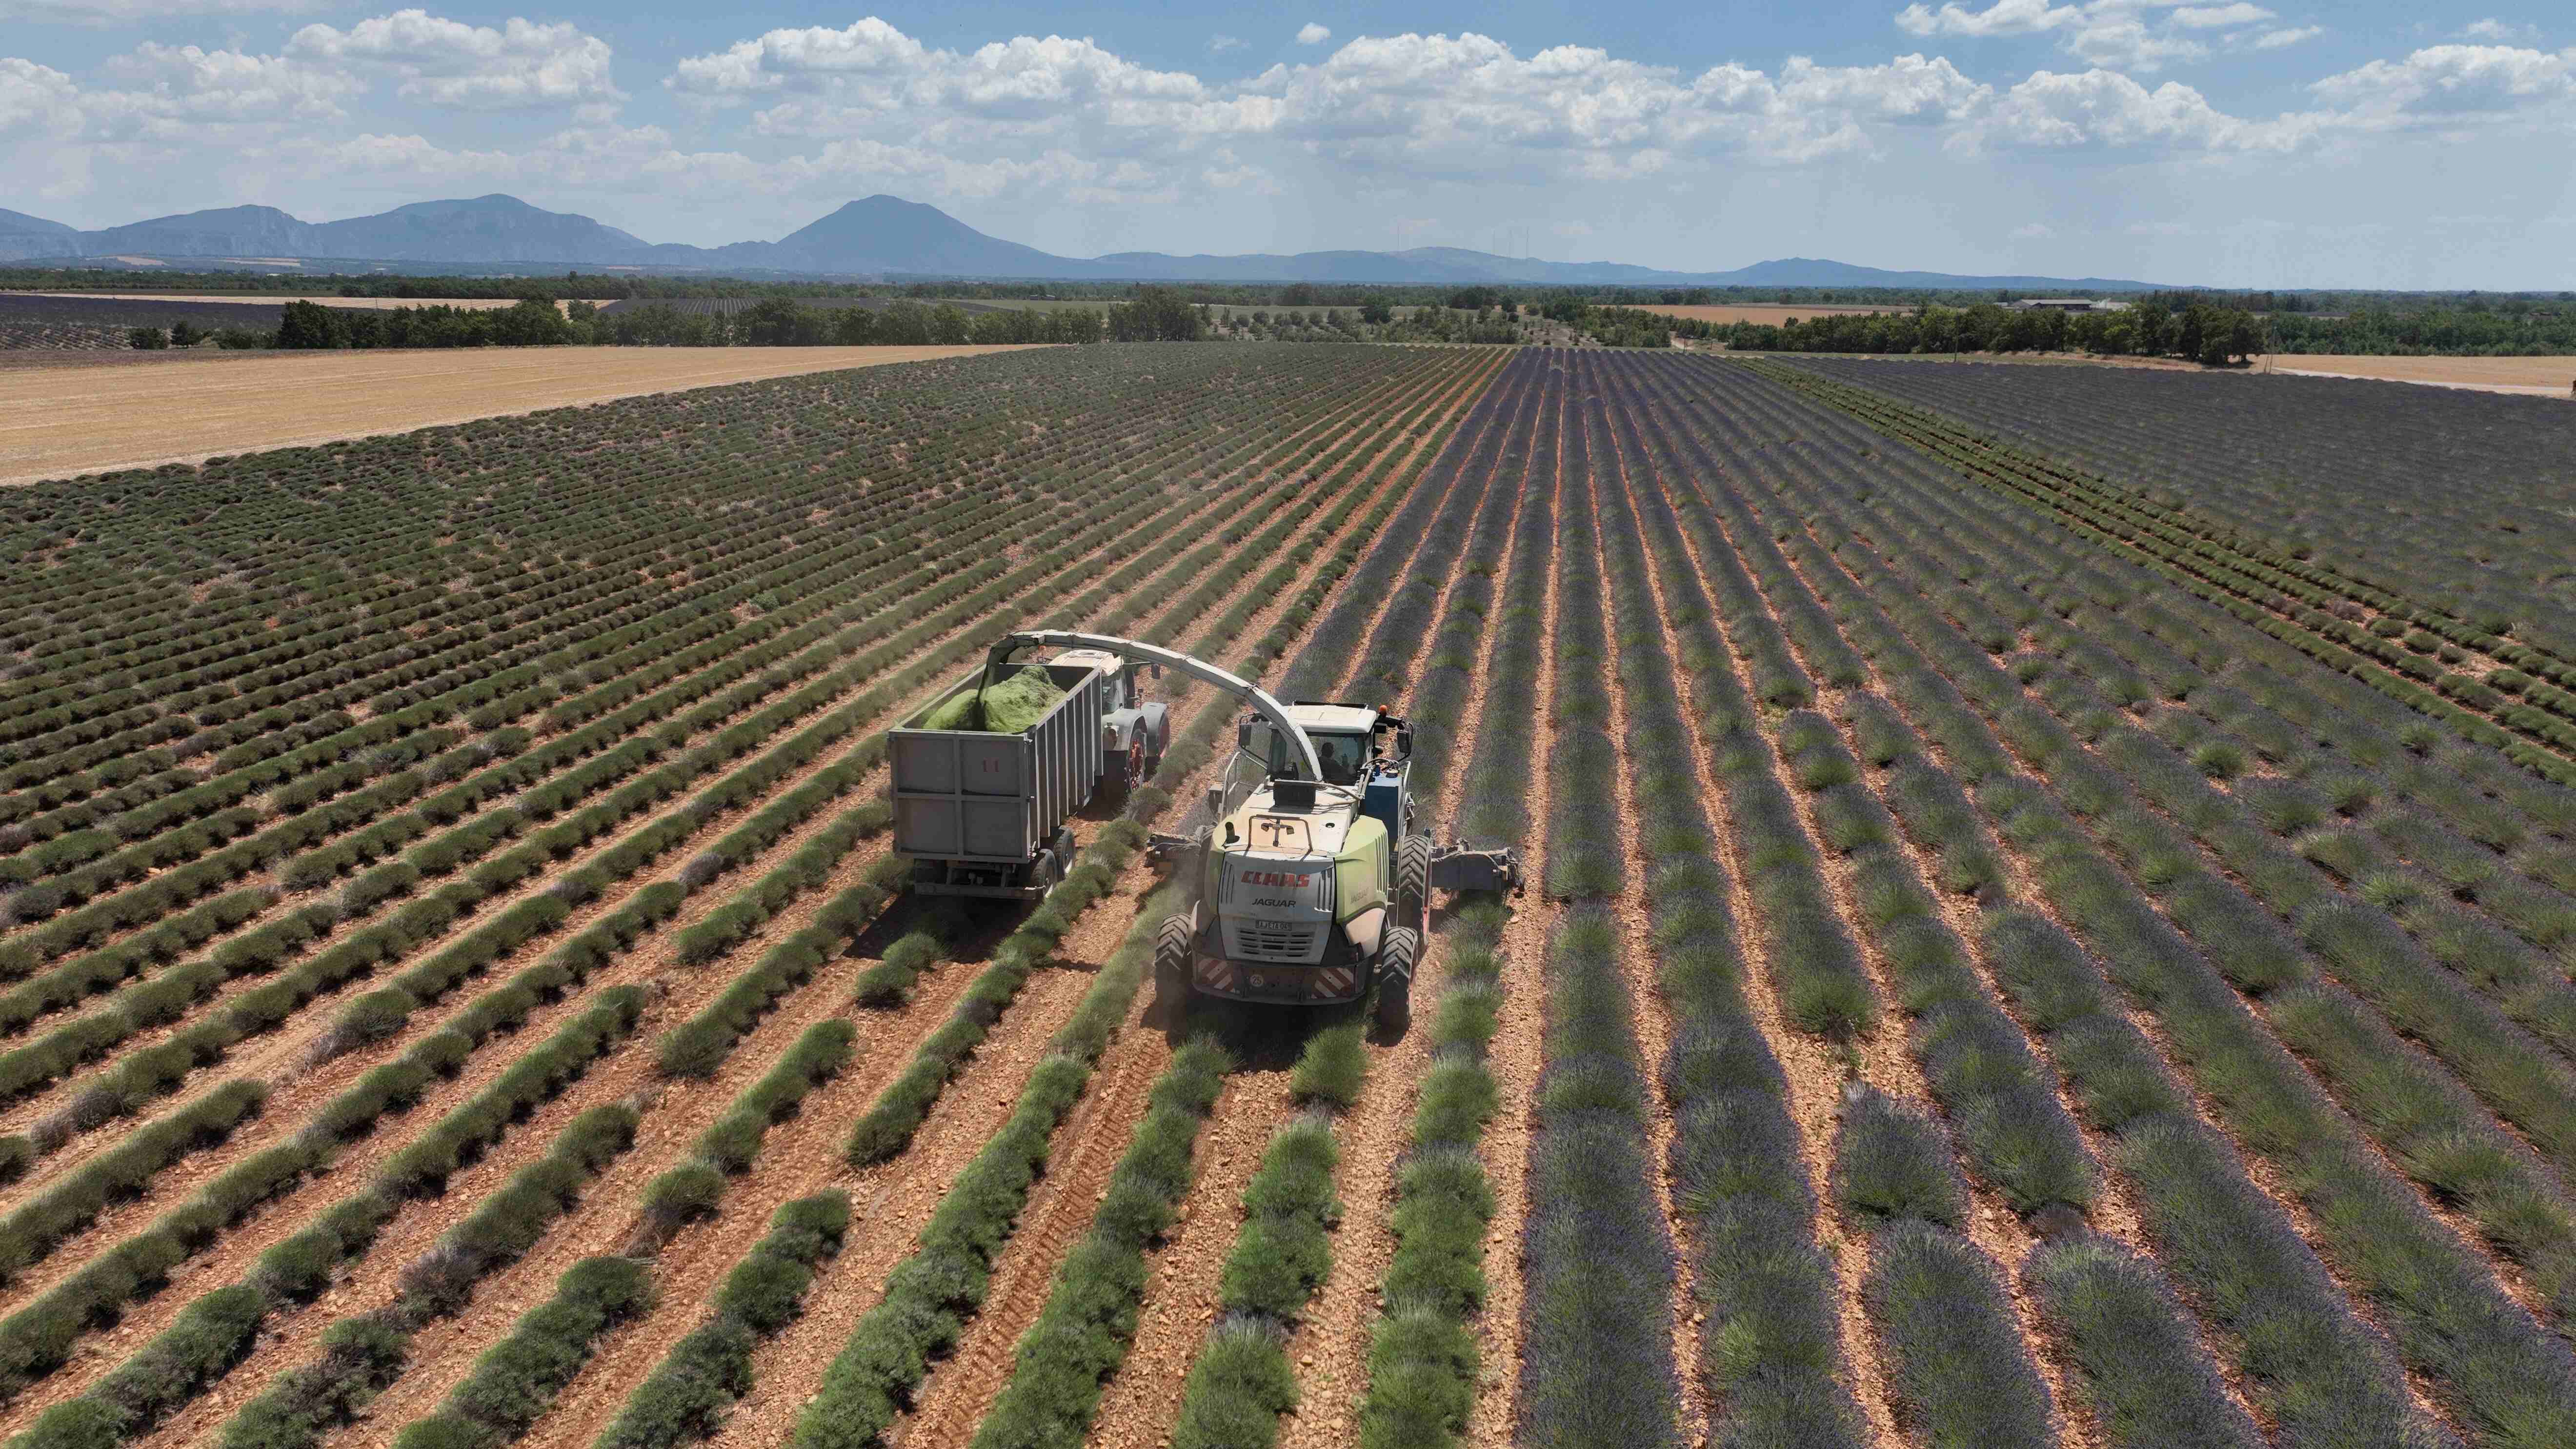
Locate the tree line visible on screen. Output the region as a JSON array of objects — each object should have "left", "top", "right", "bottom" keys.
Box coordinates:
[
  {"left": 2261, "top": 307, "right": 2576, "bottom": 355},
  {"left": 1660, "top": 299, "right": 2268, "bottom": 365},
  {"left": 123, "top": 290, "right": 1208, "bottom": 351},
  {"left": 133, "top": 288, "right": 2570, "bottom": 362}
]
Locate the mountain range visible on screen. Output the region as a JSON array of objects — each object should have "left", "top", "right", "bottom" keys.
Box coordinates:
[{"left": 0, "top": 193, "right": 2169, "bottom": 291}]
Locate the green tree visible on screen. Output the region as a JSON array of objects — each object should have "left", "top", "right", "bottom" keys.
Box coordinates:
[
  {"left": 491, "top": 297, "right": 572, "bottom": 346},
  {"left": 2226, "top": 311, "right": 2263, "bottom": 363},
  {"left": 274, "top": 299, "right": 345, "bottom": 349},
  {"left": 1106, "top": 287, "right": 1205, "bottom": 341},
  {"left": 741, "top": 297, "right": 811, "bottom": 346}
]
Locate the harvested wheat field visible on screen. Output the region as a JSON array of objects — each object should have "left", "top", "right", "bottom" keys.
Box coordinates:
[
  {"left": 3, "top": 342, "right": 2576, "bottom": 1449},
  {"left": 0, "top": 345, "right": 1043, "bottom": 485},
  {"left": 1636, "top": 302, "right": 1906, "bottom": 324},
  {"left": 2263, "top": 352, "right": 2576, "bottom": 396}
]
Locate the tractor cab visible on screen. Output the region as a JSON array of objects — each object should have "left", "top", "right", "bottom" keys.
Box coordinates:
[
  {"left": 1051, "top": 647, "right": 1167, "bottom": 790},
  {"left": 1051, "top": 647, "right": 1142, "bottom": 712}
]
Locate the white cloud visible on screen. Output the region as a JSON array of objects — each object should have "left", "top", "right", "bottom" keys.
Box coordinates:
[
  {"left": 2170, "top": 3, "right": 2271, "bottom": 28},
  {"left": 2065, "top": 19, "right": 2209, "bottom": 68},
  {"left": 0, "top": 56, "right": 81, "bottom": 132},
  {"left": 1895, "top": 0, "right": 2290, "bottom": 71},
  {"left": 2457, "top": 19, "right": 2536, "bottom": 43},
  {"left": 2251, "top": 26, "right": 2322, "bottom": 49},
  {"left": 670, "top": 18, "right": 926, "bottom": 97},
  {"left": 661, "top": 19, "right": 2002, "bottom": 207},
  {"left": 646, "top": 15, "right": 2576, "bottom": 209},
  {"left": 1296, "top": 23, "right": 1331, "bottom": 45},
  {"left": 2012, "top": 220, "right": 2054, "bottom": 236},
  {"left": 1209, "top": 35, "right": 1247, "bottom": 53},
  {"left": 289, "top": 10, "right": 620, "bottom": 109},
  {"left": 101, "top": 40, "right": 357, "bottom": 122},
  {"left": 2310, "top": 43, "right": 2576, "bottom": 122},
  {"left": 0, "top": 56, "right": 83, "bottom": 139},
  {"left": 1962, "top": 65, "right": 2312, "bottom": 149},
  {"left": 1239, "top": 35, "right": 1987, "bottom": 178},
  {"left": 1896, "top": 0, "right": 2079, "bottom": 38}
]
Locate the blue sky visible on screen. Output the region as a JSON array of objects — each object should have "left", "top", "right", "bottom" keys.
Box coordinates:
[{"left": 5, "top": 0, "right": 2573, "bottom": 286}]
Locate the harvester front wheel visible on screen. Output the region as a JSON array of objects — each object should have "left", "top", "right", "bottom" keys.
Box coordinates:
[
  {"left": 1154, "top": 913, "right": 1193, "bottom": 1025},
  {"left": 1375, "top": 926, "right": 1419, "bottom": 1033},
  {"left": 1396, "top": 834, "right": 1432, "bottom": 931}
]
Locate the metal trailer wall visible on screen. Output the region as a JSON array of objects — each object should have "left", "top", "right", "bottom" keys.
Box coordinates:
[{"left": 889, "top": 662, "right": 1104, "bottom": 866}]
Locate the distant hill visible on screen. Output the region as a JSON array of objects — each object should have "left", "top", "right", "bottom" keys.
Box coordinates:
[
  {"left": 761, "top": 196, "right": 1078, "bottom": 276},
  {"left": 0, "top": 192, "right": 2176, "bottom": 290},
  {"left": 308, "top": 196, "right": 660, "bottom": 264},
  {"left": 0, "top": 207, "right": 82, "bottom": 262}
]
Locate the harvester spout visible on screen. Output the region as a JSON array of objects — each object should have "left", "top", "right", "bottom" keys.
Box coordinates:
[{"left": 986, "top": 630, "right": 1323, "bottom": 783}]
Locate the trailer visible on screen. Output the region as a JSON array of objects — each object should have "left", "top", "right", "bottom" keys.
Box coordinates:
[{"left": 888, "top": 655, "right": 1167, "bottom": 898}]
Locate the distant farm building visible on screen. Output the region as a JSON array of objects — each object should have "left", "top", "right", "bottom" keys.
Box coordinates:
[{"left": 2008, "top": 297, "right": 2124, "bottom": 313}]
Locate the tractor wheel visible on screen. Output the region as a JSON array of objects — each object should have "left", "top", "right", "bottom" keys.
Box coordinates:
[
  {"left": 1154, "top": 913, "right": 1194, "bottom": 1025},
  {"left": 1396, "top": 834, "right": 1433, "bottom": 930},
  {"left": 1142, "top": 730, "right": 1164, "bottom": 786},
  {"left": 1375, "top": 926, "right": 1419, "bottom": 1033}
]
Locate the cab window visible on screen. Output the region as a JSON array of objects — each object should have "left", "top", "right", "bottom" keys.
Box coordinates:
[{"left": 1265, "top": 728, "right": 1365, "bottom": 785}]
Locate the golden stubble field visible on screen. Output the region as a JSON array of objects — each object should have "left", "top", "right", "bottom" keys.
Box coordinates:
[
  {"left": 0, "top": 344, "right": 1051, "bottom": 485},
  {"left": 2263, "top": 353, "right": 2576, "bottom": 396}
]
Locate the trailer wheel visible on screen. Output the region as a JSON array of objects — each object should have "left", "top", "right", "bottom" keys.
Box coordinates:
[
  {"left": 1396, "top": 834, "right": 1433, "bottom": 931},
  {"left": 1154, "top": 913, "right": 1193, "bottom": 1025},
  {"left": 1375, "top": 926, "right": 1419, "bottom": 1034}
]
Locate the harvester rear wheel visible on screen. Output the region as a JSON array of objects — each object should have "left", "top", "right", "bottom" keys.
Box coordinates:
[
  {"left": 1396, "top": 834, "right": 1433, "bottom": 931},
  {"left": 1375, "top": 926, "right": 1419, "bottom": 1033},
  {"left": 1155, "top": 913, "right": 1193, "bottom": 1025}
]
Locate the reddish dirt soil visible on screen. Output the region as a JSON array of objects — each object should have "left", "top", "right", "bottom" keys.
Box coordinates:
[{"left": 1462, "top": 386, "right": 1568, "bottom": 1449}]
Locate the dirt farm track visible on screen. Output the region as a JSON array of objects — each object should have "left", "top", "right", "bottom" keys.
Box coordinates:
[{"left": 0, "top": 345, "right": 1046, "bottom": 485}]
